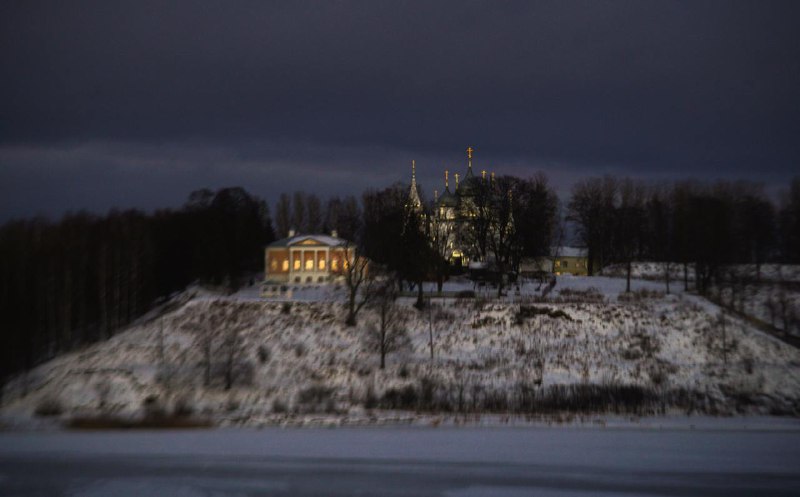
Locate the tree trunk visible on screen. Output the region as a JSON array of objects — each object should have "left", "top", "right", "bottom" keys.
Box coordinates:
[
  {"left": 98, "top": 245, "right": 108, "bottom": 340},
  {"left": 683, "top": 263, "right": 689, "bottom": 292},
  {"left": 346, "top": 288, "right": 357, "bottom": 326},
  {"left": 625, "top": 260, "right": 632, "bottom": 293},
  {"left": 415, "top": 279, "right": 424, "bottom": 309}
]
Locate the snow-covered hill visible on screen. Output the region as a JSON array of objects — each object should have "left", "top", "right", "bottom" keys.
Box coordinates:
[{"left": 3, "top": 277, "right": 799, "bottom": 428}]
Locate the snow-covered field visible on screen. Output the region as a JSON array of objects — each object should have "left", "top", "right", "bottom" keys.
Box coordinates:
[
  {"left": 2, "top": 276, "right": 799, "bottom": 429},
  {"left": 602, "top": 263, "right": 800, "bottom": 336}
]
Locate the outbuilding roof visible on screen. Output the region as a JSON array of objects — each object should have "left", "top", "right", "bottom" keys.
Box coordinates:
[{"left": 551, "top": 246, "right": 588, "bottom": 258}]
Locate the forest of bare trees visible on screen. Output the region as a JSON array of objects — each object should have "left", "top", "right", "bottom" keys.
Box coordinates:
[
  {"left": 0, "top": 187, "right": 274, "bottom": 391},
  {"left": 568, "top": 177, "right": 800, "bottom": 294}
]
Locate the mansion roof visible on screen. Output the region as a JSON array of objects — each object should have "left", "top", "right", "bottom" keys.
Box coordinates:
[{"left": 267, "top": 233, "right": 349, "bottom": 249}]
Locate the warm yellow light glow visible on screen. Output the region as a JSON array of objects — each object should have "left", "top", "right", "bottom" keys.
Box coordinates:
[
  {"left": 305, "top": 259, "right": 313, "bottom": 270},
  {"left": 270, "top": 259, "right": 277, "bottom": 270},
  {"left": 319, "top": 259, "right": 326, "bottom": 270},
  {"left": 293, "top": 259, "right": 301, "bottom": 270},
  {"left": 332, "top": 259, "right": 339, "bottom": 271},
  {"left": 282, "top": 260, "right": 289, "bottom": 271}
]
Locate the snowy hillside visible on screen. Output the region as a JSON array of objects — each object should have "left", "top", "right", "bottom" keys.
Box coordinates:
[{"left": 2, "top": 276, "right": 800, "bottom": 428}]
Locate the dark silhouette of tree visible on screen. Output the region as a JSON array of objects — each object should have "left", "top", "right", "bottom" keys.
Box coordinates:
[
  {"left": 274, "top": 193, "right": 291, "bottom": 238},
  {"left": 306, "top": 194, "right": 322, "bottom": 233},
  {"left": 0, "top": 187, "right": 273, "bottom": 388},
  {"left": 615, "top": 179, "right": 647, "bottom": 293},
  {"left": 779, "top": 178, "right": 800, "bottom": 263},
  {"left": 364, "top": 277, "right": 407, "bottom": 369},
  {"left": 645, "top": 185, "right": 675, "bottom": 293},
  {"left": 343, "top": 244, "right": 375, "bottom": 326},
  {"left": 567, "top": 177, "right": 617, "bottom": 275},
  {"left": 513, "top": 174, "right": 559, "bottom": 267},
  {"left": 323, "top": 195, "right": 362, "bottom": 240},
  {"left": 291, "top": 191, "right": 306, "bottom": 233}
]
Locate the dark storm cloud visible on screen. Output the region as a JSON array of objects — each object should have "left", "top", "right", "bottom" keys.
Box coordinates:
[{"left": 1, "top": 0, "right": 799, "bottom": 218}]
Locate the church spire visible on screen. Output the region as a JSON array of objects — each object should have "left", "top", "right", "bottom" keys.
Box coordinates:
[
  {"left": 445, "top": 169, "right": 450, "bottom": 191},
  {"left": 406, "top": 159, "right": 422, "bottom": 212},
  {"left": 466, "top": 146, "right": 475, "bottom": 179}
]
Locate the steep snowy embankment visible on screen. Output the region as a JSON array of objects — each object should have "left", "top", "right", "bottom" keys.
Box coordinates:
[{"left": 2, "top": 278, "right": 799, "bottom": 428}]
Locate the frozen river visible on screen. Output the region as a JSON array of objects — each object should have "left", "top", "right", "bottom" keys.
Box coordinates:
[{"left": 1, "top": 424, "right": 799, "bottom": 496}]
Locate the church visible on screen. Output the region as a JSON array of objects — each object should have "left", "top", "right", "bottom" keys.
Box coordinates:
[{"left": 406, "top": 147, "right": 510, "bottom": 270}]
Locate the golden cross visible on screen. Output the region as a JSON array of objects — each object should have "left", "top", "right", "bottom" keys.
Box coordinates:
[{"left": 466, "top": 146, "right": 474, "bottom": 159}]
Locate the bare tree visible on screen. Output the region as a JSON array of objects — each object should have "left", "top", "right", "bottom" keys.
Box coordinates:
[
  {"left": 275, "top": 193, "right": 291, "bottom": 238},
  {"left": 364, "top": 278, "right": 408, "bottom": 369},
  {"left": 486, "top": 176, "right": 517, "bottom": 297},
  {"left": 220, "top": 313, "right": 248, "bottom": 391},
  {"left": 428, "top": 208, "right": 456, "bottom": 293},
  {"left": 616, "top": 179, "right": 646, "bottom": 293},
  {"left": 292, "top": 191, "right": 306, "bottom": 233},
  {"left": 343, "top": 244, "right": 376, "bottom": 326},
  {"left": 306, "top": 194, "right": 322, "bottom": 233},
  {"left": 568, "top": 177, "right": 617, "bottom": 275}
]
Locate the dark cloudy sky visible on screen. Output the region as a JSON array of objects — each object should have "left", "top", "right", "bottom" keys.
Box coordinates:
[{"left": 2, "top": 0, "right": 799, "bottom": 220}]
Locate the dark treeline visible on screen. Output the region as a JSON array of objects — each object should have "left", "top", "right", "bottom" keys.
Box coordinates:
[
  {"left": 3, "top": 173, "right": 800, "bottom": 387},
  {"left": 273, "top": 191, "right": 361, "bottom": 241},
  {"left": 0, "top": 187, "right": 274, "bottom": 389},
  {"left": 569, "top": 177, "right": 800, "bottom": 292}
]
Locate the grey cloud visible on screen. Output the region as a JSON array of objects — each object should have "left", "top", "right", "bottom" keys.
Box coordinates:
[{"left": 1, "top": 1, "right": 798, "bottom": 218}]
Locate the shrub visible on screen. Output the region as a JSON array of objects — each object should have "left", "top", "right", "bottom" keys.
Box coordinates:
[
  {"left": 380, "top": 385, "right": 418, "bottom": 410},
  {"left": 297, "top": 384, "right": 337, "bottom": 413},
  {"left": 515, "top": 305, "right": 573, "bottom": 325},
  {"left": 257, "top": 345, "right": 271, "bottom": 364},
  {"left": 363, "top": 385, "right": 378, "bottom": 410},
  {"left": 173, "top": 396, "right": 195, "bottom": 418},
  {"left": 398, "top": 364, "right": 410, "bottom": 378},
  {"left": 142, "top": 395, "right": 167, "bottom": 420},
  {"left": 34, "top": 397, "right": 64, "bottom": 417},
  {"left": 272, "top": 398, "right": 289, "bottom": 414}
]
